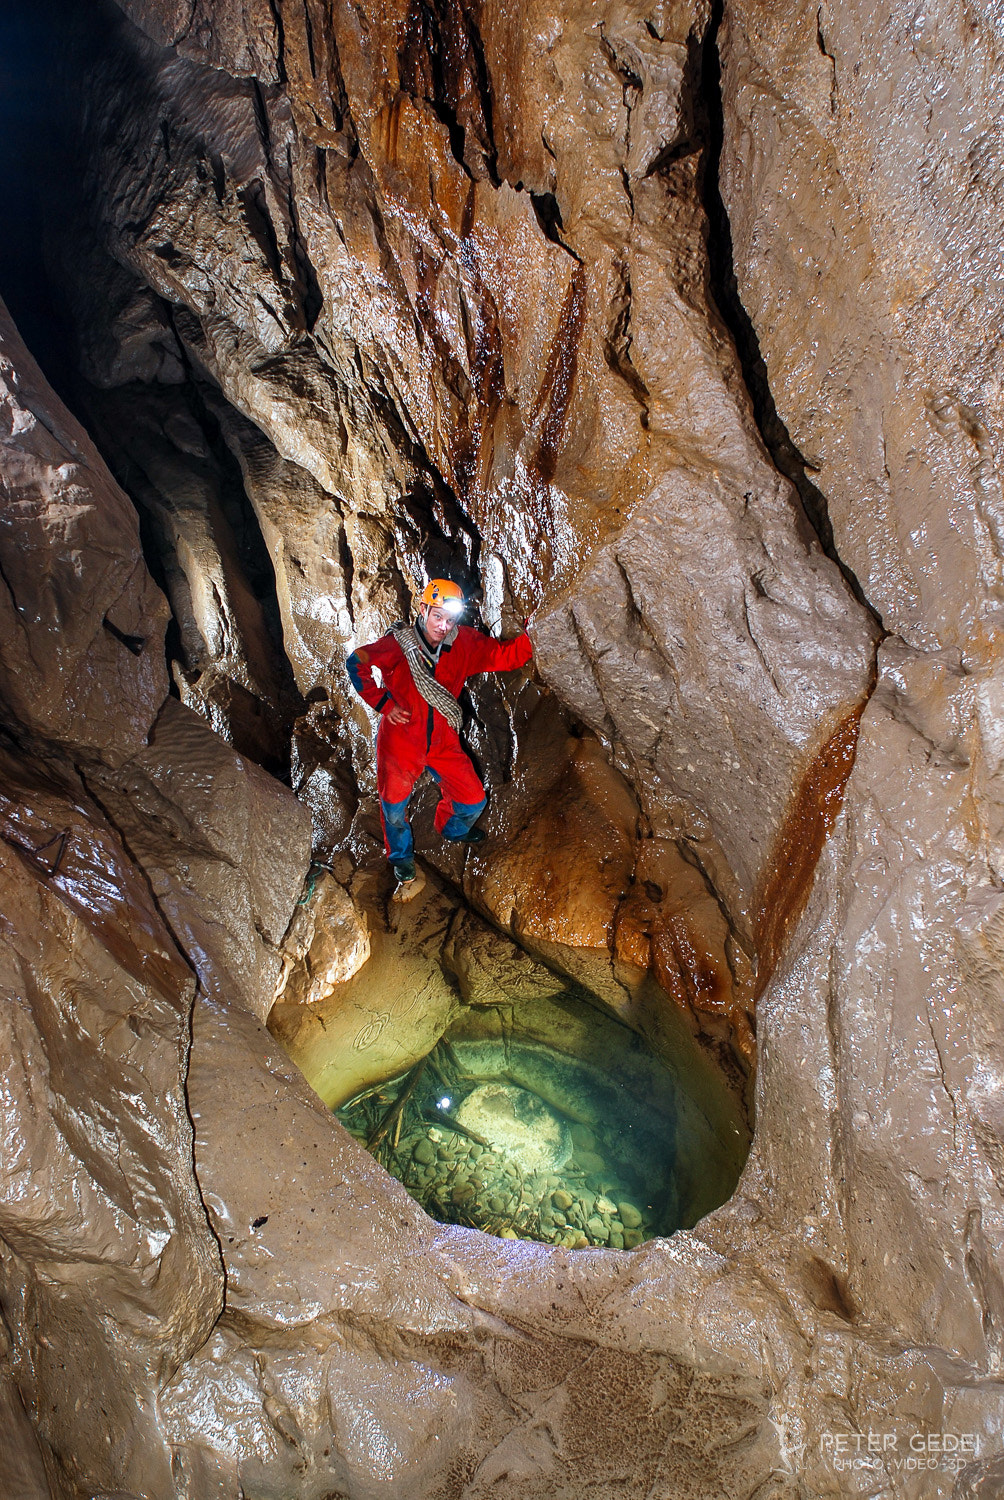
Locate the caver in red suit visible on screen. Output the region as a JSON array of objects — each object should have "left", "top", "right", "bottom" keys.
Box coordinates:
[{"left": 346, "top": 608, "right": 532, "bottom": 877}]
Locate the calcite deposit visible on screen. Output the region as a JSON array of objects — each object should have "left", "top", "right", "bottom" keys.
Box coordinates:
[{"left": 0, "top": 0, "right": 1003, "bottom": 1493}]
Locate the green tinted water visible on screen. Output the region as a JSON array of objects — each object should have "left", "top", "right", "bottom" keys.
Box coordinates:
[{"left": 336, "top": 987, "right": 750, "bottom": 1249}]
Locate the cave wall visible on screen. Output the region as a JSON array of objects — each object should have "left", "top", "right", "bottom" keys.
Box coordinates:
[
  {"left": 717, "top": 0, "right": 1004, "bottom": 1423},
  {"left": 0, "top": 0, "right": 1002, "bottom": 1495},
  {"left": 55, "top": 0, "right": 881, "bottom": 1043}
]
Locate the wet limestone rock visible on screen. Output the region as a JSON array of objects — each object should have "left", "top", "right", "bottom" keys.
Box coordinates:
[
  {"left": 0, "top": 297, "right": 311, "bottom": 1496},
  {"left": 0, "top": 296, "right": 168, "bottom": 765},
  {"left": 466, "top": 732, "right": 754, "bottom": 1059},
  {"left": 87, "top": 694, "right": 313, "bottom": 1023},
  {"left": 720, "top": 0, "right": 1004, "bottom": 653},
  {"left": 0, "top": 1354, "right": 54, "bottom": 1500},
  {"left": 440, "top": 907, "right": 569, "bottom": 1007},
  {"left": 275, "top": 867, "right": 370, "bottom": 1006},
  {"left": 2, "top": 0, "right": 1004, "bottom": 1496},
  {"left": 267, "top": 869, "right": 462, "bottom": 1109}
]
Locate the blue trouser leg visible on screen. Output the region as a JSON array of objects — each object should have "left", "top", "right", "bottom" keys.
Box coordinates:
[
  {"left": 441, "top": 797, "right": 487, "bottom": 839},
  {"left": 380, "top": 796, "right": 414, "bottom": 864}
]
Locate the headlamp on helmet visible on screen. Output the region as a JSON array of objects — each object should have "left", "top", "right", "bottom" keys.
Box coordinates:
[{"left": 421, "top": 579, "right": 465, "bottom": 618}]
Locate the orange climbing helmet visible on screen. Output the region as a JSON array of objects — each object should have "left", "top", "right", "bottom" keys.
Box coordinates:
[{"left": 420, "top": 578, "right": 465, "bottom": 616}]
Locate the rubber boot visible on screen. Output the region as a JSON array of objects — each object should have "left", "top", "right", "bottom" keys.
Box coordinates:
[{"left": 391, "top": 862, "right": 426, "bottom": 903}]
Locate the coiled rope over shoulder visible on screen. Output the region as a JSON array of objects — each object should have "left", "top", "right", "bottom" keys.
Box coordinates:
[{"left": 391, "top": 623, "right": 463, "bottom": 732}]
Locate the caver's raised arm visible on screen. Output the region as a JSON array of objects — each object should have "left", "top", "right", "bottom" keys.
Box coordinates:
[{"left": 457, "top": 627, "right": 533, "bottom": 677}]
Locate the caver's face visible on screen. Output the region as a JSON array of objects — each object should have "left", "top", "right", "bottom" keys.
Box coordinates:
[{"left": 422, "top": 604, "right": 456, "bottom": 642}]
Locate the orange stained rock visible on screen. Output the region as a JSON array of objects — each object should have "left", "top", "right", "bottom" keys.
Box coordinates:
[
  {"left": 754, "top": 708, "right": 865, "bottom": 998},
  {"left": 613, "top": 846, "right": 755, "bottom": 1063},
  {"left": 651, "top": 911, "right": 728, "bottom": 1016},
  {"left": 478, "top": 735, "right": 637, "bottom": 951}
]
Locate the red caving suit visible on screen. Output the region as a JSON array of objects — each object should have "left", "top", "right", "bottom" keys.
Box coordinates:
[{"left": 347, "top": 622, "right": 533, "bottom": 846}]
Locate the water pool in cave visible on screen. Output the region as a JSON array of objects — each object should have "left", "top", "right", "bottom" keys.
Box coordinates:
[{"left": 336, "top": 987, "right": 750, "bottom": 1249}]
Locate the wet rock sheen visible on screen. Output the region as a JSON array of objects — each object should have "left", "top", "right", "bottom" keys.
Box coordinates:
[{"left": 0, "top": 0, "right": 1002, "bottom": 1495}]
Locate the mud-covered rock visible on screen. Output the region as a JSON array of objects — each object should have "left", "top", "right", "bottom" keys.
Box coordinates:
[{"left": 0, "top": 0, "right": 1002, "bottom": 1495}]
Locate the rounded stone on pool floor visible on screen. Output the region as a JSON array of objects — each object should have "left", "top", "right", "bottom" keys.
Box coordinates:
[
  {"left": 454, "top": 1083, "right": 572, "bottom": 1173},
  {"left": 551, "top": 1189, "right": 574, "bottom": 1211},
  {"left": 575, "top": 1150, "right": 605, "bottom": 1174},
  {"left": 618, "top": 1202, "right": 643, "bottom": 1228},
  {"left": 413, "top": 1138, "right": 437, "bottom": 1165}
]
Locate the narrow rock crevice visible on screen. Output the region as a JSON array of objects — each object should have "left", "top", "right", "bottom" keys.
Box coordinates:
[
  {"left": 180, "top": 987, "right": 230, "bottom": 1316},
  {"left": 398, "top": 0, "right": 497, "bottom": 184},
  {"left": 603, "top": 261, "right": 650, "bottom": 426},
  {"left": 461, "top": 0, "right": 501, "bottom": 183},
  {"left": 695, "top": 0, "right": 884, "bottom": 635},
  {"left": 400, "top": 478, "right": 482, "bottom": 585},
  {"left": 264, "top": 0, "right": 287, "bottom": 86},
  {"left": 529, "top": 190, "right": 582, "bottom": 263},
  {"left": 284, "top": 151, "right": 324, "bottom": 333},
  {"left": 79, "top": 763, "right": 231, "bottom": 1316},
  {"left": 565, "top": 605, "right": 621, "bottom": 746}
]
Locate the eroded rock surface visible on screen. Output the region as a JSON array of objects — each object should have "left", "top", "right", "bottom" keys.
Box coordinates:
[
  {"left": 0, "top": 303, "right": 168, "bottom": 765},
  {"left": 58, "top": 0, "right": 879, "bottom": 989},
  {"left": 0, "top": 293, "right": 310, "bottom": 1495},
  {"left": 274, "top": 866, "right": 370, "bottom": 1007},
  {"left": 0, "top": 0, "right": 1003, "bottom": 1494}
]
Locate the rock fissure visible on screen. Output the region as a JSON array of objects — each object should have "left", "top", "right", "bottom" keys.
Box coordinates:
[
  {"left": 923, "top": 1001, "right": 961, "bottom": 1157},
  {"left": 740, "top": 586, "right": 784, "bottom": 698},
  {"left": 696, "top": 0, "right": 884, "bottom": 635},
  {"left": 565, "top": 604, "right": 619, "bottom": 745},
  {"left": 74, "top": 764, "right": 199, "bottom": 985},
  {"left": 264, "top": 0, "right": 287, "bottom": 86},
  {"left": 603, "top": 262, "right": 650, "bottom": 424}
]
